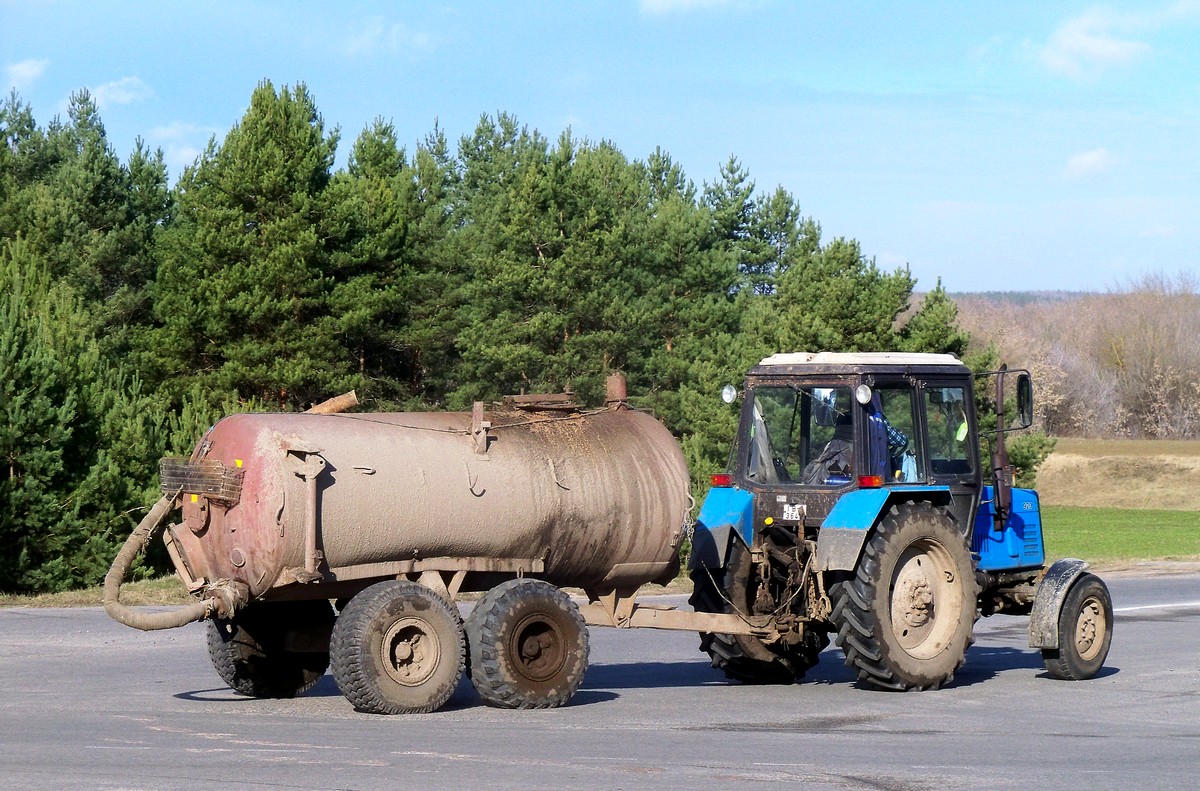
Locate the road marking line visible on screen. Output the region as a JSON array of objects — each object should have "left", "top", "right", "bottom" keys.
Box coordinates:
[{"left": 1115, "top": 601, "right": 1200, "bottom": 613}]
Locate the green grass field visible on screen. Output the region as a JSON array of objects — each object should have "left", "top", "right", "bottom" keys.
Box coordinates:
[{"left": 1042, "top": 505, "right": 1200, "bottom": 564}]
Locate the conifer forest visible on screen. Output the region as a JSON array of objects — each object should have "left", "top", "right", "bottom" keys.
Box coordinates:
[{"left": 0, "top": 81, "right": 977, "bottom": 593}]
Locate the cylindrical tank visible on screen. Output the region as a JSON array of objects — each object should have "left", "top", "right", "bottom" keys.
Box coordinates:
[{"left": 163, "top": 404, "right": 690, "bottom": 600}]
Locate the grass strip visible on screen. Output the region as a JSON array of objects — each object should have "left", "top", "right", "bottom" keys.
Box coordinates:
[
  {"left": 1043, "top": 505, "right": 1200, "bottom": 563},
  {"left": 0, "top": 575, "right": 192, "bottom": 609}
]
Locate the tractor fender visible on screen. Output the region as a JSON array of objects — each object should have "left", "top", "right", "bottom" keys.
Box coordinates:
[
  {"left": 688, "top": 485, "right": 753, "bottom": 571},
  {"left": 816, "top": 486, "right": 952, "bottom": 571},
  {"left": 1028, "top": 558, "right": 1090, "bottom": 649}
]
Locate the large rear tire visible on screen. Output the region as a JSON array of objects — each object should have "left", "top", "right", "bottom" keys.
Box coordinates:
[
  {"left": 690, "top": 539, "right": 828, "bottom": 684},
  {"left": 831, "top": 502, "right": 977, "bottom": 690},
  {"left": 207, "top": 599, "right": 334, "bottom": 698},
  {"left": 1041, "top": 573, "right": 1113, "bottom": 680},
  {"left": 329, "top": 580, "right": 464, "bottom": 714},
  {"left": 466, "top": 579, "right": 588, "bottom": 709}
]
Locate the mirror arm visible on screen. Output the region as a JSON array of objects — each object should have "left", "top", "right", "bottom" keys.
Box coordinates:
[{"left": 991, "top": 364, "right": 1013, "bottom": 531}]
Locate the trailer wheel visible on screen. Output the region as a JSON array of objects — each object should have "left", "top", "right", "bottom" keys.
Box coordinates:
[
  {"left": 831, "top": 502, "right": 977, "bottom": 691},
  {"left": 1041, "top": 573, "right": 1113, "bottom": 680},
  {"left": 329, "top": 580, "right": 464, "bottom": 714},
  {"left": 207, "top": 600, "right": 334, "bottom": 698},
  {"left": 466, "top": 579, "right": 588, "bottom": 709},
  {"left": 690, "top": 539, "right": 828, "bottom": 684}
]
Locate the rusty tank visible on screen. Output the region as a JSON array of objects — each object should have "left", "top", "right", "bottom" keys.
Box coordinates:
[{"left": 157, "top": 392, "right": 689, "bottom": 603}]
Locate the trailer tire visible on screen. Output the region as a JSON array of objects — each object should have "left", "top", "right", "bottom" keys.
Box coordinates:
[
  {"left": 831, "top": 501, "right": 977, "bottom": 691},
  {"left": 1041, "top": 573, "right": 1113, "bottom": 680},
  {"left": 690, "top": 540, "right": 828, "bottom": 684},
  {"left": 207, "top": 599, "right": 334, "bottom": 698},
  {"left": 330, "top": 580, "right": 464, "bottom": 714},
  {"left": 466, "top": 579, "right": 588, "bottom": 709}
]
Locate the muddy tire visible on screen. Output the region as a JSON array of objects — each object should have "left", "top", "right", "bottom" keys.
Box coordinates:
[
  {"left": 207, "top": 599, "right": 334, "bottom": 698},
  {"left": 466, "top": 579, "right": 588, "bottom": 709},
  {"left": 831, "top": 502, "right": 977, "bottom": 690},
  {"left": 329, "top": 580, "right": 464, "bottom": 714},
  {"left": 1042, "top": 573, "right": 1113, "bottom": 680},
  {"left": 690, "top": 540, "right": 828, "bottom": 684}
]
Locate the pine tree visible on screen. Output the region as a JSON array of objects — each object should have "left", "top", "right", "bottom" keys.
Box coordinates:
[
  {"left": 152, "top": 81, "right": 351, "bottom": 409},
  {"left": 0, "top": 241, "right": 78, "bottom": 590},
  {"left": 0, "top": 239, "right": 172, "bottom": 592},
  {"left": 899, "top": 278, "right": 970, "bottom": 355},
  {"left": 773, "top": 236, "right": 915, "bottom": 352}
]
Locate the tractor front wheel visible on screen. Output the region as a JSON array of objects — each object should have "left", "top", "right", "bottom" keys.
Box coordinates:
[{"left": 831, "top": 502, "right": 977, "bottom": 690}]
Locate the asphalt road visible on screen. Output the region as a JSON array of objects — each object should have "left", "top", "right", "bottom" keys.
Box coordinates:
[{"left": 1, "top": 573, "right": 1197, "bottom": 791}]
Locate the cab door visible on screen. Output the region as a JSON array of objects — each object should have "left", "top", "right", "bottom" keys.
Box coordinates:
[{"left": 917, "top": 378, "right": 983, "bottom": 530}]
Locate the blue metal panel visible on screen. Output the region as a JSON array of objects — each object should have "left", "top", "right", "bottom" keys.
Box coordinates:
[
  {"left": 973, "top": 485, "right": 1046, "bottom": 571},
  {"left": 695, "top": 485, "right": 755, "bottom": 546},
  {"left": 821, "top": 486, "right": 952, "bottom": 531}
]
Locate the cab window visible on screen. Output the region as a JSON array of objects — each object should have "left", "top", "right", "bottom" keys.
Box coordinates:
[
  {"left": 744, "top": 385, "right": 854, "bottom": 486},
  {"left": 924, "top": 385, "right": 973, "bottom": 476}
]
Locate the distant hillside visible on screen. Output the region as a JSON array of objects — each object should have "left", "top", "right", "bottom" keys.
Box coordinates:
[
  {"left": 949, "top": 275, "right": 1199, "bottom": 440},
  {"left": 1039, "top": 438, "right": 1200, "bottom": 510},
  {"left": 946, "top": 290, "right": 1090, "bottom": 306}
]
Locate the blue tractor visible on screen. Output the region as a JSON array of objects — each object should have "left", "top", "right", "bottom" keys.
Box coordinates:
[{"left": 689, "top": 352, "right": 1113, "bottom": 689}]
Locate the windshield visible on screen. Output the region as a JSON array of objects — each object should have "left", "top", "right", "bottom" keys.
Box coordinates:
[{"left": 744, "top": 385, "right": 854, "bottom": 486}]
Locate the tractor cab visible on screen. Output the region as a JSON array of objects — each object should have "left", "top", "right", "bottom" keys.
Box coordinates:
[{"left": 728, "top": 352, "right": 984, "bottom": 536}]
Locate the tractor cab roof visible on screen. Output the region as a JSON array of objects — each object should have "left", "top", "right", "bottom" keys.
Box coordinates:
[{"left": 748, "top": 351, "right": 970, "bottom": 379}]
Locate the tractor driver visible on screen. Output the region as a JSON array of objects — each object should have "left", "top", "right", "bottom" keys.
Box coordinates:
[{"left": 802, "top": 410, "right": 853, "bottom": 485}]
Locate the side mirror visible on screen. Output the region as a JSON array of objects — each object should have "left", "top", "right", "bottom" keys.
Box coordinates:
[
  {"left": 1015, "top": 372, "right": 1033, "bottom": 429},
  {"left": 720, "top": 384, "right": 738, "bottom": 404}
]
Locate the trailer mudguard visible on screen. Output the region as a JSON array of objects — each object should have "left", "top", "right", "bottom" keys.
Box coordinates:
[
  {"left": 688, "top": 485, "right": 753, "bottom": 571},
  {"left": 1029, "top": 558, "right": 1090, "bottom": 649},
  {"left": 816, "top": 486, "right": 952, "bottom": 571}
]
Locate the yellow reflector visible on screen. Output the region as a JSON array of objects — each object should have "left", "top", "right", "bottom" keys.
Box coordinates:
[{"left": 235, "top": 459, "right": 243, "bottom": 468}]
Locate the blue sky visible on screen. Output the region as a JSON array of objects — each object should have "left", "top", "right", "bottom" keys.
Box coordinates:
[{"left": 4, "top": 0, "right": 1199, "bottom": 292}]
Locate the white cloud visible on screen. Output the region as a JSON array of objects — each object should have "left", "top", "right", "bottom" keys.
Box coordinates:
[
  {"left": 91, "top": 76, "right": 154, "bottom": 108},
  {"left": 1064, "top": 147, "right": 1115, "bottom": 179},
  {"left": 639, "top": 0, "right": 731, "bottom": 15},
  {"left": 1039, "top": 3, "right": 1200, "bottom": 79},
  {"left": 341, "top": 17, "right": 433, "bottom": 58},
  {"left": 5, "top": 59, "right": 49, "bottom": 93},
  {"left": 1040, "top": 10, "right": 1151, "bottom": 79}
]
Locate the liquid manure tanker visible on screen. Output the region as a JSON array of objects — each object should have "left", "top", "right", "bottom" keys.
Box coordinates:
[{"left": 105, "top": 375, "right": 695, "bottom": 713}]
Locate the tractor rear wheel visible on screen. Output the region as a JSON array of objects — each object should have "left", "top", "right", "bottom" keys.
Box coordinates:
[
  {"left": 831, "top": 502, "right": 977, "bottom": 690},
  {"left": 207, "top": 599, "right": 334, "bottom": 698},
  {"left": 691, "top": 539, "right": 828, "bottom": 684},
  {"left": 1041, "top": 573, "right": 1112, "bottom": 680}
]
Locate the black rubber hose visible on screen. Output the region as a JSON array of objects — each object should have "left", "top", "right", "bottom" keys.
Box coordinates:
[{"left": 103, "top": 496, "right": 212, "bottom": 631}]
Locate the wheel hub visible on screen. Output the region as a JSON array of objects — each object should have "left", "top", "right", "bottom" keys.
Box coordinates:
[
  {"left": 1074, "top": 595, "right": 1104, "bottom": 660},
  {"left": 896, "top": 569, "right": 934, "bottom": 628},
  {"left": 888, "top": 538, "right": 964, "bottom": 659},
  {"left": 509, "top": 616, "right": 565, "bottom": 682},
  {"left": 381, "top": 616, "right": 440, "bottom": 687}
]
